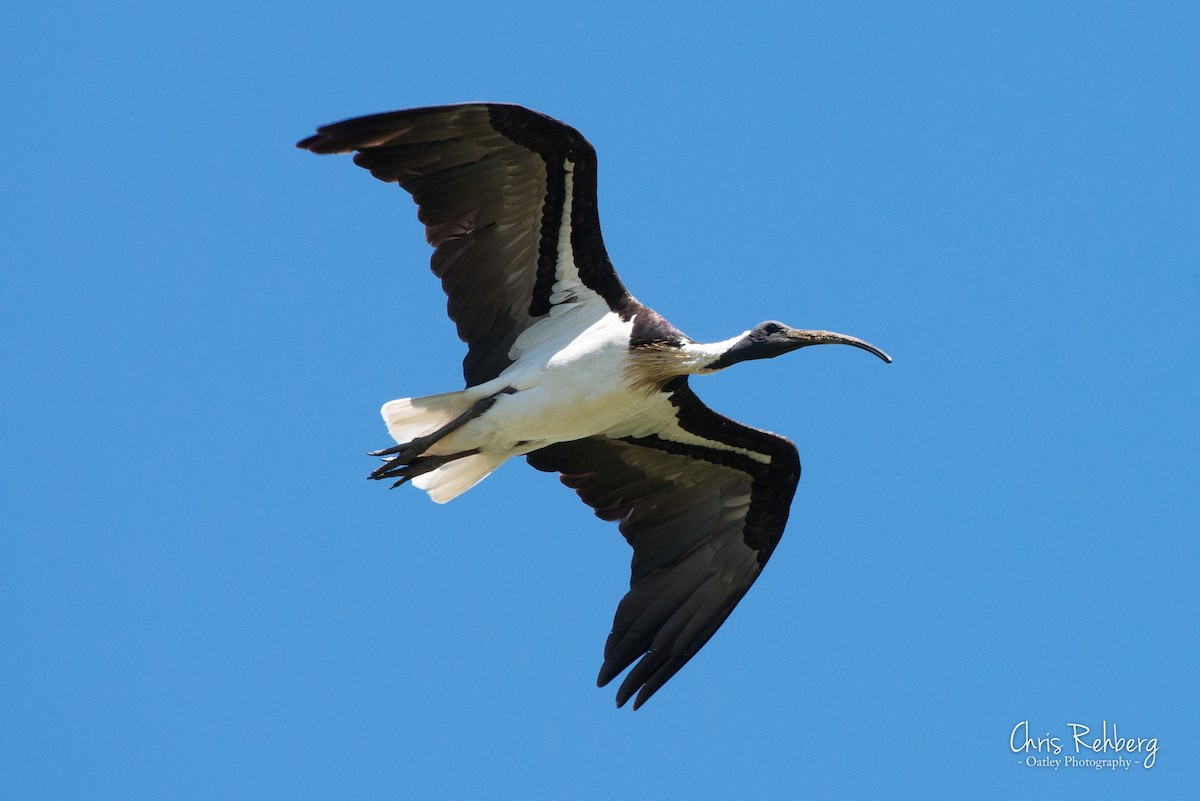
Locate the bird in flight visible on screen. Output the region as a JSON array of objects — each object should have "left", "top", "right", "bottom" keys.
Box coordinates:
[{"left": 298, "top": 104, "right": 890, "bottom": 709}]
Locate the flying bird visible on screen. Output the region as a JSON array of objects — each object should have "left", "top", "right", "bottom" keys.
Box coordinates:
[{"left": 298, "top": 103, "right": 890, "bottom": 709}]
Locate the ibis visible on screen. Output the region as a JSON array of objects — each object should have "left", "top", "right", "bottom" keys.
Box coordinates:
[{"left": 298, "top": 103, "right": 890, "bottom": 709}]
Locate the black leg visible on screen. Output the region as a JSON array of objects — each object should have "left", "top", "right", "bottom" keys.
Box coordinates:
[
  {"left": 368, "top": 393, "right": 504, "bottom": 462},
  {"left": 367, "top": 389, "right": 517, "bottom": 485}
]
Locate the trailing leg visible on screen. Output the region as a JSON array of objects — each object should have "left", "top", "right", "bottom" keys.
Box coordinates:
[
  {"left": 370, "top": 394, "right": 501, "bottom": 462},
  {"left": 369, "top": 387, "right": 517, "bottom": 502}
]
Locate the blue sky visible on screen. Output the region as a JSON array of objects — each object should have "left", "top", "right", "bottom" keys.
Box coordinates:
[{"left": 4, "top": 1, "right": 1197, "bottom": 798}]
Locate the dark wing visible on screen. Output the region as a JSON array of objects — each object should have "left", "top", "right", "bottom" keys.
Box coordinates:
[
  {"left": 526, "top": 380, "right": 801, "bottom": 709},
  {"left": 298, "top": 103, "right": 637, "bottom": 386}
]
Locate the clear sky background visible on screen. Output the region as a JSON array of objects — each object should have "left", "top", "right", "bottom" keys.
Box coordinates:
[{"left": 4, "top": 2, "right": 1197, "bottom": 799}]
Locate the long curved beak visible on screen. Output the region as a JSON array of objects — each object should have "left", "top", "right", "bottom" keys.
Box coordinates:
[{"left": 788, "top": 329, "right": 892, "bottom": 363}]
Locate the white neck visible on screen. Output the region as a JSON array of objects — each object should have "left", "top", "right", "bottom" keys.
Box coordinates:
[{"left": 677, "top": 332, "right": 749, "bottom": 374}]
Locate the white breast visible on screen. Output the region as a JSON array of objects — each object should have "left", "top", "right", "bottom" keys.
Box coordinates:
[{"left": 451, "top": 311, "right": 654, "bottom": 450}]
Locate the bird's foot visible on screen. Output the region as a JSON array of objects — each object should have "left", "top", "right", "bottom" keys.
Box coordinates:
[
  {"left": 368, "top": 440, "right": 426, "bottom": 462},
  {"left": 368, "top": 449, "right": 481, "bottom": 488}
]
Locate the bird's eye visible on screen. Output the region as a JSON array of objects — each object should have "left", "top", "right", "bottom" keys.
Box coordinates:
[{"left": 762, "top": 322, "right": 782, "bottom": 335}]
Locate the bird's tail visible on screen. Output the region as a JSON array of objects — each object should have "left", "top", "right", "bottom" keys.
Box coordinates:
[
  {"left": 380, "top": 391, "right": 477, "bottom": 445},
  {"left": 375, "top": 391, "right": 508, "bottom": 503},
  {"left": 411, "top": 451, "right": 508, "bottom": 504}
]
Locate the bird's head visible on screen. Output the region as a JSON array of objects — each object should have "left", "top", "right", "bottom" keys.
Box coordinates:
[{"left": 706, "top": 320, "right": 892, "bottom": 370}]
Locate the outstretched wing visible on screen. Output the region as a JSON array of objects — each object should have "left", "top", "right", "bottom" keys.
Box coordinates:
[
  {"left": 298, "top": 103, "right": 637, "bottom": 386},
  {"left": 526, "top": 379, "right": 801, "bottom": 709}
]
